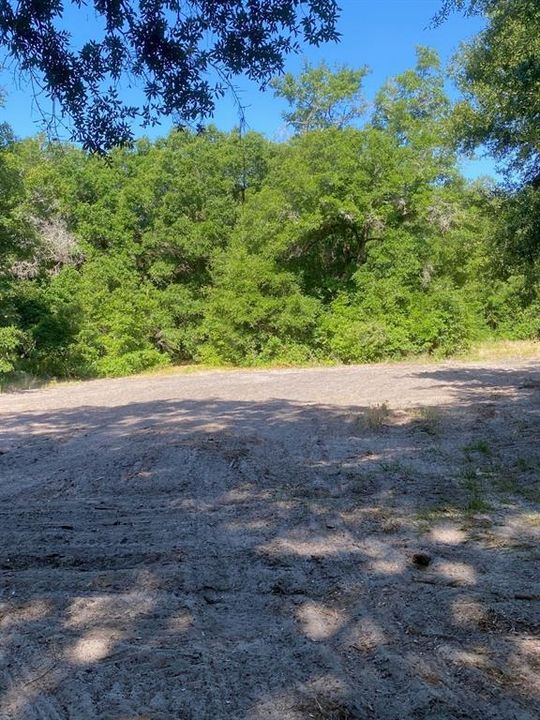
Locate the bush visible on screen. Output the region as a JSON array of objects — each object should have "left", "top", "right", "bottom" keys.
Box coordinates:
[
  {"left": 199, "top": 248, "right": 321, "bottom": 365},
  {"left": 257, "top": 337, "right": 317, "bottom": 365},
  {"left": 323, "top": 286, "right": 476, "bottom": 363},
  {"left": 0, "top": 325, "right": 25, "bottom": 380},
  {"left": 510, "top": 302, "right": 540, "bottom": 340},
  {"left": 325, "top": 319, "right": 400, "bottom": 362},
  {"left": 94, "top": 349, "right": 169, "bottom": 377},
  {"left": 406, "top": 290, "right": 474, "bottom": 357},
  {"left": 322, "top": 296, "right": 414, "bottom": 362}
]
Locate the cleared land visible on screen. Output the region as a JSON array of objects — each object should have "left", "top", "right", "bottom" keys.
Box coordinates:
[{"left": 0, "top": 360, "right": 539, "bottom": 720}]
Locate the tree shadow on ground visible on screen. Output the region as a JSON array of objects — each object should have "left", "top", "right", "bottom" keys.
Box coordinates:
[{"left": 0, "top": 366, "right": 538, "bottom": 719}]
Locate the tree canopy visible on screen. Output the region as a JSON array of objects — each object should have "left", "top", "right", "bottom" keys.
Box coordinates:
[
  {"left": 0, "top": 0, "right": 340, "bottom": 151},
  {"left": 271, "top": 60, "right": 368, "bottom": 133},
  {"left": 439, "top": 0, "right": 540, "bottom": 183}
]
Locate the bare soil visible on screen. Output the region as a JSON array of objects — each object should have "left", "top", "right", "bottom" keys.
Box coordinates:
[{"left": 0, "top": 360, "right": 539, "bottom": 720}]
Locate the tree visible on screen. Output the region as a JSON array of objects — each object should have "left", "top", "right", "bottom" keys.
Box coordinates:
[
  {"left": 437, "top": 0, "right": 539, "bottom": 313},
  {"left": 373, "top": 47, "right": 451, "bottom": 152},
  {"left": 437, "top": 0, "right": 540, "bottom": 183},
  {"left": 271, "top": 60, "right": 368, "bottom": 133},
  {"left": 0, "top": 0, "right": 339, "bottom": 152},
  {"left": 0, "top": 97, "right": 25, "bottom": 265}
]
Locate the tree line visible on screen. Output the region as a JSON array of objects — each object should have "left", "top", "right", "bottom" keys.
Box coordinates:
[{"left": 0, "top": 0, "right": 538, "bottom": 382}]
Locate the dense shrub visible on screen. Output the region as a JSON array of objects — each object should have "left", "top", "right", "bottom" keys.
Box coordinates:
[{"left": 0, "top": 325, "right": 25, "bottom": 378}]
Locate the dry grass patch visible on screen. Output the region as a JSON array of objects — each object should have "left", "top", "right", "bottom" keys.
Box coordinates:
[
  {"left": 296, "top": 697, "right": 359, "bottom": 720},
  {"left": 522, "top": 513, "right": 540, "bottom": 528},
  {"left": 363, "top": 402, "right": 391, "bottom": 430},
  {"left": 411, "top": 405, "right": 443, "bottom": 435},
  {"left": 458, "top": 339, "right": 540, "bottom": 362}
]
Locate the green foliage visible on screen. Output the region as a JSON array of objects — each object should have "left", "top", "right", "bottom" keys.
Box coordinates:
[
  {"left": 0, "top": 118, "right": 35, "bottom": 267},
  {"left": 0, "top": 53, "right": 537, "bottom": 383},
  {"left": 199, "top": 247, "right": 321, "bottom": 365},
  {"left": 374, "top": 46, "right": 452, "bottom": 161},
  {"left": 446, "top": 0, "right": 540, "bottom": 182},
  {"left": 271, "top": 61, "right": 369, "bottom": 133},
  {"left": 0, "top": 325, "right": 24, "bottom": 377},
  {"left": 323, "top": 270, "right": 474, "bottom": 363},
  {"left": 0, "top": 0, "right": 340, "bottom": 151},
  {"left": 322, "top": 304, "right": 413, "bottom": 363}
]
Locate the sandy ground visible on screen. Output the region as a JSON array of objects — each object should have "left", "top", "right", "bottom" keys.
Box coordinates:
[{"left": 0, "top": 360, "right": 539, "bottom": 720}]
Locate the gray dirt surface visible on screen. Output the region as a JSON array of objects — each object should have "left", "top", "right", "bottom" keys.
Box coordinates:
[{"left": 0, "top": 360, "right": 539, "bottom": 719}]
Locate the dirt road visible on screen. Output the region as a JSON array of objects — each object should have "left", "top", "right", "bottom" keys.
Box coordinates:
[{"left": 0, "top": 361, "right": 539, "bottom": 719}]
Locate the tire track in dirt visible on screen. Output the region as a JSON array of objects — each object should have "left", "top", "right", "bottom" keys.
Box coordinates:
[{"left": 0, "top": 361, "right": 538, "bottom": 719}]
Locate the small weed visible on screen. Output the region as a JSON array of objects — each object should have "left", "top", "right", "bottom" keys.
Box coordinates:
[
  {"left": 415, "top": 504, "right": 458, "bottom": 522},
  {"left": 349, "top": 471, "right": 375, "bottom": 495},
  {"left": 412, "top": 406, "right": 442, "bottom": 435},
  {"left": 514, "top": 456, "right": 537, "bottom": 473},
  {"left": 511, "top": 483, "right": 540, "bottom": 504},
  {"left": 513, "top": 418, "right": 533, "bottom": 433},
  {"left": 493, "top": 468, "right": 540, "bottom": 503},
  {"left": 522, "top": 513, "right": 540, "bottom": 527},
  {"left": 363, "top": 402, "right": 390, "bottom": 430},
  {"left": 495, "top": 472, "right": 519, "bottom": 494},
  {"left": 374, "top": 509, "right": 402, "bottom": 533},
  {"left": 379, "top": 460, "right": 413, "bottom": 478},
  {"left": 415, "top": 504, "right": 460, "bottom": 532},
  {"left": 464, "top": 440, "right": 491, "bottom": 457},
  {"left": 296, "top": 697, "right": 359, "bottom": 720},
  {"left": 380, "top": 518, "right": 401, "bottom": 533},
  {"left": 461, "top": 468, "right": 491, "bottom": 513}
]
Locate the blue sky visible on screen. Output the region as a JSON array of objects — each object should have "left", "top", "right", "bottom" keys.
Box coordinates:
[{"left": 0, "top": 0, "right": 495, "bottom": 178}]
